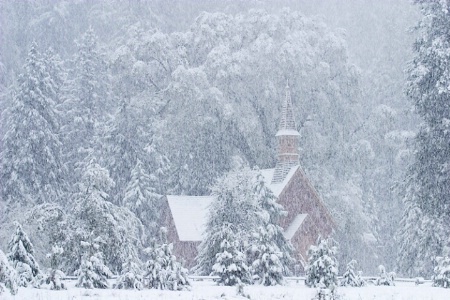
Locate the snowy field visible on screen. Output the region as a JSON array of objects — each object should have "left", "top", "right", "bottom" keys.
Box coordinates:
[{"left": 3, "top": 280, "right": 450, "bottom": 300}]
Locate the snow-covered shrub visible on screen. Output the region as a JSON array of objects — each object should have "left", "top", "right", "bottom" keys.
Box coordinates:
[
  {"left": 75, "top": 240, "right": 112, "bottom": 289},
  {"left": 376, "top": 265, "right": 395, "bottom": 286},
  {"left": 114, "top": 255, "right": 143, "bottom": 290},
  {"left": 433, "top": 256, "right": 450, "bottom": 288},
  {"left": 340, "top": 260, "right": 365, "bottom": 287},
  {"left": 305, "top": 237, "right": 339, "bottom": 293},
  {"left": 41, "top": 245, "right": 66, "bottom": 290},
  {"left": 144, "top": 237, "right": 190, "bottom": 291},
  {"left": 166, "top": 255, "right": 191, "bottom": 291},
  {"left": 7, "top": 222, "right": 41, "bottom": 287},
  {"left": 212, "top": 223, "right": 251, "bottom": 286},
  {"left": 251, "top": 226, "right": 284, "bottom": 286},
  {"left": 0, "top": 250, "right": 18, "bottom": 295},
  {"left": 312, "top": 287, "right": 343, "bottom": 300}
]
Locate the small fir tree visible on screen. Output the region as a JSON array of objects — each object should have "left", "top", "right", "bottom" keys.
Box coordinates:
[
  {"left": 0, "top": 249, "right": 18, "bottom": 295},
  {"left": 251, "top": 226, "right": 284, "bottom": 286},
  {"left": 340, "top": 260, "right": 365, "bottom": 287},
  {"left": 144, "top": 229, "right": 190, "bottom": 290},
  {"left": 7, "top": 223, "right": 41, "bottom": 287},
  {"left": 75, "top": 239, "right": 112, "bottom": 289},
  {"left": 114, "top": 255, "right": 143, "bottom": 290},
  {"left": 305, "top": 237, "right": 339, "bottom": 293},
  {"left": 212, "top": 223, "right": 250, "bottom": 286},
  {"left": 376, "top": 265, "right": 395, "bottom": 286},
  {"left": 433, "top": 256, "right": 450, "bottom": 288}
]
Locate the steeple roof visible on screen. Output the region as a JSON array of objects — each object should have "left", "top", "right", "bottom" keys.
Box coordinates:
[{"left": 276, "top": 81, "right": 300, "bottom": 136}]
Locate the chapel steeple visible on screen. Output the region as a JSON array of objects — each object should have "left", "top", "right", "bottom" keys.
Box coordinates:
[{"left": 272, "top": 81, "right": 300, "bottom": 184}]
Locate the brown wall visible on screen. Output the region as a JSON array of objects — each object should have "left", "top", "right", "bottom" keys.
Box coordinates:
[{"left": 277, "top": 168, "right": 335, "bottom": 261}]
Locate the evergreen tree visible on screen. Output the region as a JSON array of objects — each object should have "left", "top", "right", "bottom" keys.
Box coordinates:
[
  {"left": 433, "top": 255, "right": 450, "bottom": 288},
  {"left": 194, "top": 166, "right": 258, "bottom": 275},
  {"left": 1, "top": 42, "right": 64, "bottom": 208},
  {"left": 99, "top": 101, "right": 141, "bottom": 205},
  {"left": 7, "top": 222, "right": 41, "bottom": 287},
  {"left": 60, "top": 27, "right": 110, "bottom": 185},
  {"left": 305, "top": 238, "right": 339, "bottom": 293},
  {"left": 398, "top": 0, "right": 450, "bottom": 277},
  {"left": 123, "top": 159, "right": 162, "bottom": 233},
  {"left": 253, "top": 170, "right": 295, "bottom": 275},
  {"left": 340, "top": 260, "right": 365, "bottom": 287},
  {"left": 75, "top": 239, "right": 112, "bottom": 289},
  {"left": 63, "top": 163, "right": 144, "bottom": 274},
  {"left": 0, "top": 249, "right": 18, "bottom": 295},
  {"left": 114, "top": 254, "right": 143, "bottom": 290},
  {"left": 212, "top": 223, "right": 251, "bottom": 286}
]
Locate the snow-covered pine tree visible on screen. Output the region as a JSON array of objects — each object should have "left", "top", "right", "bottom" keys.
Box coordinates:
[
  {"left": 75, "top": 239, "right": 112, "bottom": 289},
  {"left": 398, "top": 0, "right": 450, "bottom": 277},
  {"left": 114, "top": 254, "right": 143, "bottom": 290},
  {"left": 7, "top": 222, "right": 41, "bottom": 287},
  {"left": 99, "top": 100, "right": 141, "bottom": 206},
  {"left": 340, "top": 260, "right": 365, "bottom": 287},
  {"left": 212, "top": 223, "right": 250, "bottom": 286},
  {"left": 144, "top": 229, "right": 190, "bottom": 290},
  {"left": 0, "top": 249, "right": 18, "bottom": 295},
  {"left": 433, "top": 256, "right": 450, "bottom": 288},
  {"left": 305, "top": 237, "right": 339, "bottom": 293},
  {"left": 42, "top": 245, "right": 65, "bottom": 290},
  {"left": 63, "top": 163, "right": 144, "bottom": 274},
  {"left": 123, "top": 159, "right": 162, "bottom": 234},
  {"left": 250, "top": 226, "right": 284, "bottom": 286},
  {"left": 60, "top": 27, "right": 110, "bottom": 186},
  {"left": 253, "top": 170, "right": 295, "bottom": 275},
  {"left": 1, "top": 42, "right": 64, "bottom": 208},
  {"left": 376, "top": 265, "right": 395, "bottom": 286},
  {"left": 194, "top": 165, "right": 258, "bottom": 276}
]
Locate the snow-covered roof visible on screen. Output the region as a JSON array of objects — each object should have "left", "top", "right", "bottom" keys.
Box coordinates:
[
  {"left": 260, "top": 165, "right": 299, "bottom": 197},
  {"left": 284, "top": 214, "right": 308, "bottom": 240},
  {"left": 166, "top": 195, "right": 214, "bottom": 242}
]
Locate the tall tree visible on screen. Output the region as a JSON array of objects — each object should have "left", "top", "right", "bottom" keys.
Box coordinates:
[
  {"left": 1, "top": 42, "right": 64, "bottom": 207},
  {"left": 398, "top": 0, "right": 450, "bottom": 277},
  {"left": 194, "top": 165, "right": 258, "bottom": 275},
  {"left": 63, "top": 163, "right": 144, "bottom": 274},
  {"left": 60, "top": 28, "right": 110, "bottom": 185},
  {"left": 251, "top": 170, "right": 295, "bottom": 278}
]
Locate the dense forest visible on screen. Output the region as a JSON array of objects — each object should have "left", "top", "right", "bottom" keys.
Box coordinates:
[{"left": 1, "top": 0, "right": 447, "bottom": 283}]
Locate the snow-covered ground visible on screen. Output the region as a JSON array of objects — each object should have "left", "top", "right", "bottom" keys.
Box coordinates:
[{"left": 3, "top": 280, "right": 450, "bottom": 300}]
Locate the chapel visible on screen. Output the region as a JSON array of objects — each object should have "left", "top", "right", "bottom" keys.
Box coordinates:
[{"left": 161, "top": 83, "right": 335, "bottom": 270}]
